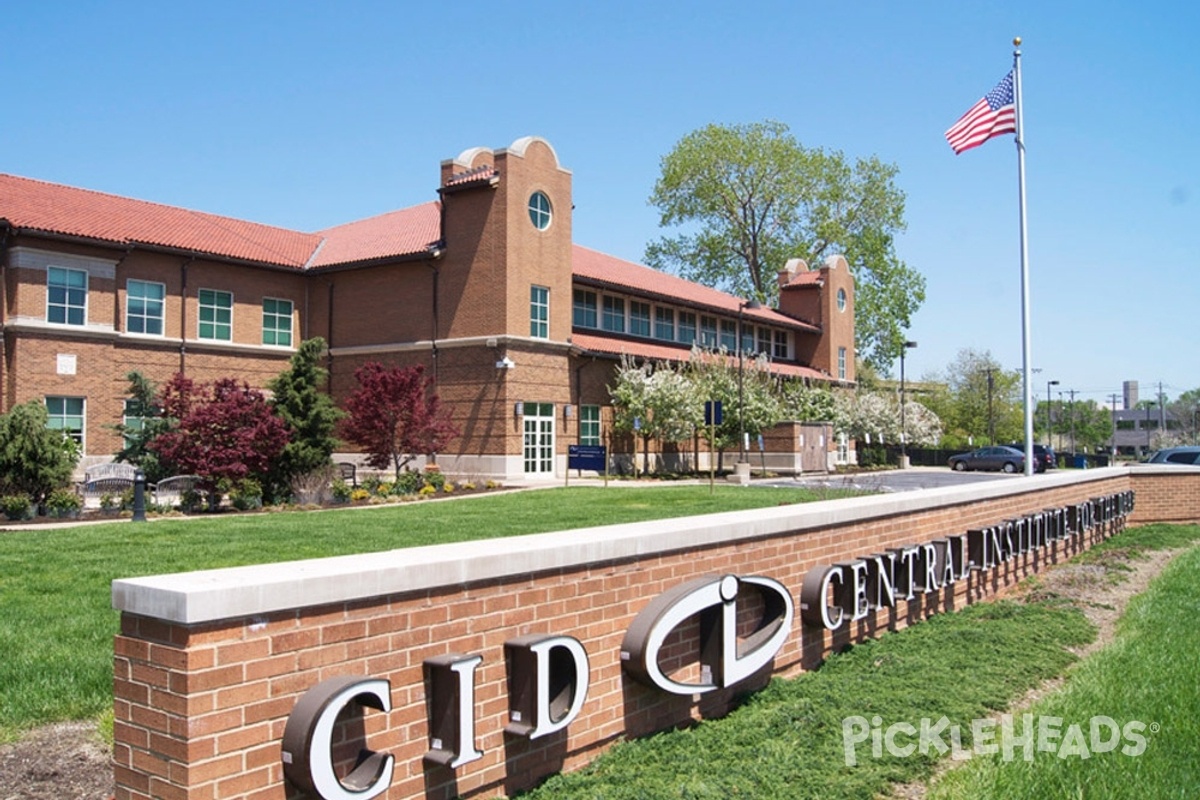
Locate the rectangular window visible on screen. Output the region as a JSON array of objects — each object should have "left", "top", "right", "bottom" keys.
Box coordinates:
[
  {"left": 46, "top": 396, "right": 85, "bottom": 447},
  {"left": 654, "top": 307, "right": 675, "bottom": 341},
  {"left": 126, "top": 280, "right": 165, "bottom": 335},
  {"left": 47, "top": 267, "right": 87, "bottom": 326},
  {"left": 720, "top": 319, "right": 737, "bottom": 351},
  {"left": 580, "top": 405, "right": 601, "bottom": 446},
  {"left": 700, "top": 316, "right": 718, "bottom": 348},
  {"left": 530, "top": 285, "right": 549, "bottom": 338},
  {"left": 838, "top": 346, "right": 847, "bottom": 380},
  {"left": 678, "top": 312, "right": 697, "bottom": 345},
  {"left": 573, "top": 289, "right": 597, "bottom": 328},
  {"left": 757, "top": 327, "right": 772, "bottom": 355},
  {"left": 629, "top": 301, "right": 651, "bottom": 337},
  {"left": 774, "top": 330, "right": 789, "bottom": 360},
  {"left": 198, "top": 289, "right": 233, "bottom": 341},
  {"left": 263, "top": 298, "right": 294, "bottom": 347},
  {"left": 740, "top": 324, "right": 755, "bottom": 354},
  {"left": 602, "top": 296, "right": 626, "bottom": 333}
]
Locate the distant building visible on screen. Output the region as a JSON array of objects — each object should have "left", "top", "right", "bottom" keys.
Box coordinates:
[{"left": 0, "top": 137, "right": 855, "bottom": 479}]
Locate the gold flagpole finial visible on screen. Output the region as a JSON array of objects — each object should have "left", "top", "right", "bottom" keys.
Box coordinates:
[{"left": 1013, "top": 36, "right": 1022, "bottom": 47}]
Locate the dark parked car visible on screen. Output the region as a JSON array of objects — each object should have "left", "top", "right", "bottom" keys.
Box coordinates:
[
  {"left": 1145, "top": 446, "right": 1200, "bottom": 465},
  {"left": 948, "top": 446, "right": 1026, "bottom": 473},
  {"left": 1008, "top": 443, "right": 1056, "bottom": 472}
]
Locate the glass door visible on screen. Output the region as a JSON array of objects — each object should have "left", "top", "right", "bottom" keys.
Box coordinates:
[{"left": 523, "top": 402, "right": 555, "bottom": 475}]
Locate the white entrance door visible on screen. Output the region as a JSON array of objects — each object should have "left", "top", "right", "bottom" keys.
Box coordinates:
[{"left": 523, "top": 402, "right": 555, "bottom": 475}]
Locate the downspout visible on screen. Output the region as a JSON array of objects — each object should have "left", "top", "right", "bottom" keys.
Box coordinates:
[
  {"left": 112, "top": 244, "right": 135, "bottom": 330},
  {"left": 179, "top": 256, "right": 195, "bottom": 374},
  {"left": 0, "top": 222, "right": 11, "bottom": 414},
  {"left": 326, "top": 281, "right": 334, "bottom": 393}
]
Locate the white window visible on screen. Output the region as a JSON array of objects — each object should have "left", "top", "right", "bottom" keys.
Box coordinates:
[
  {"left": 580, "top": 405, "right": 601, "bottom": 446},
  {"left": 773, "top": 330, "right": 789, "bottom": 360},
  {"left": 678, "top": 312, "right": 697, "bottom": 344},
  {"left": 700, "top": 316, "right": 718, "bottom": 348},
  {"left": 126, "top": 280, "right": 166, "bottom": 336},
  {"left": 757, "top": 327, "right": 771, "bottom": 355},
  {"left": 47, "top": 267, "right": 87, "bottom": 326},
  {"left": 530, "top": 286, "right": 549, "bottom": 338},
  {"left": 573, "top": 290, "right": 597, "bottom": 328},
  {"left": 528, "top": 191, "right": 552, "bottom": 230},
  {"left": 263, "top": 298, "right": 294, "bottom": 347},
  {"left": 838, "top": 346, "right": 847, "bottom": 380},
  {"left": 198, "top": 289, "right": 233, "bottom": 341},
  {"left": 46, "top": 396, "right": 85, "bottom": 447},
  {"left": 602, "top": 297, "right": 625, "bottom": 333},
  {"left": 654, "top": 307, "right": 674, "bottom": 341},
  {"left": 837, "top": 287, "right": 847, "bottom": 313},
  {"left": 630, "top": 302, "right": 651, "bottom": 337},
  {"left": 720, "top": 320, "right": 737, "bottom": 350}
]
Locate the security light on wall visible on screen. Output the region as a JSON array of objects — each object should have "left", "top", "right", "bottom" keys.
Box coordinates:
[{"left": 496, "top": 356, "right": 515, "bottom": 369}]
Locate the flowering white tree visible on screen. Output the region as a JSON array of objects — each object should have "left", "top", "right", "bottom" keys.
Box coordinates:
[
  {"left": 686, "top": 346, "right": 782, "bottom": 471},
  {"left": 837, "top": 391, "right": 942, "bottom": 447},
  {"left": 609, "top": 355, "right": 702, "bottom": 475}
]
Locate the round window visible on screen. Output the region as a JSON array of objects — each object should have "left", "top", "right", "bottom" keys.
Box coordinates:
[
  {"left": 837, "top": 288, "right": 847, "bottom": 312},
  {"left": 528, "top": 191, "right": 552, "bottom": 231}
]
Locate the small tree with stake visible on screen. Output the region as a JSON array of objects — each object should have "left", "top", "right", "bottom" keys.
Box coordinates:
[{"left": 338, "top": 362, "right": 459, "bottom": 480}]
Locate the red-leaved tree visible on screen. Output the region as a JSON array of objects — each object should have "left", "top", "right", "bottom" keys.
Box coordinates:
[
  {"left": 339, "top": 362, "right": 459, "bottom": 477},
  {"left": 149, "top": 375, "right": 290, "bottom": 494}
]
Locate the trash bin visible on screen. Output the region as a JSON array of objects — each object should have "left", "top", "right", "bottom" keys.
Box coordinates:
[{"left": 1073, "top": 455, "right": 1088, "bottom": 469}]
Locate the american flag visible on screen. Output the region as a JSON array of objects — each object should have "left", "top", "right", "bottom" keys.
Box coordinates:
[{"left": 945, "top": 72, "right": 1016, "bottom": 154}]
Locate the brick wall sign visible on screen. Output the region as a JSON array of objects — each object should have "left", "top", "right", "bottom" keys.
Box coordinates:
[{"left": 111, "top": 467, "right": 1199, "bottom": 800}]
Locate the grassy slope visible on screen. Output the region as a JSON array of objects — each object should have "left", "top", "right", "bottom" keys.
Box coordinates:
[
  {"left": 929, "top": 527, "right": 1200, "bottom": 799},
  {"left": 520, "top": 523, "right": 1200, "bottom": 799}
]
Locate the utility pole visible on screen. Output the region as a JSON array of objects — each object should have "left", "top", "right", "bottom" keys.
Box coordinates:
[
  {"left": 1158, "top": 382, "right": 1166, "bottom": 435},
  {"left": 1067, "top": 389, "right": 1077, "bottom": 456},
  {"left": 1108, "top": 393, "right": 1120, "bottom": 458},
  {"left": 985, "top": 368, "right": 996, "bottom": 445}
]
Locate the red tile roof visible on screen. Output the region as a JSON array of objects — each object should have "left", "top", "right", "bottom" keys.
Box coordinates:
[
  {"left": 572, "top": 245, "right": 818, "bottom": 333},
  {"left": 571, "top": 332, "right": 829, "bottom": 381},
  {"left": 0, "top": 173, "right": 441, "bottom": 269},
  {"left": 310, "top": 203, "right": 441, "bottom": 267}
]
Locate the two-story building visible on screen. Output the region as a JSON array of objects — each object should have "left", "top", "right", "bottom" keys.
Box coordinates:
[{"left": 0, "top": 136, "right": 855, "bottom": 480}]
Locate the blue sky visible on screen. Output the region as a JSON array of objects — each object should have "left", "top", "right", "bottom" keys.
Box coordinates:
[{"left": 4, "top": 1, "right": 1197, "bottom": 406}]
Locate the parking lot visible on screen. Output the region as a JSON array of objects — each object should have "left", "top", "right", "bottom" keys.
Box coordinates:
[{"left": 762, "top": 466, "right": 1021, "bottom": 494}]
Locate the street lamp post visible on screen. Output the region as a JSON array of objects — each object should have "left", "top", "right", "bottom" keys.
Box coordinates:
[
  {"left": 737, "top": 300, "right": 761, "bottom": 467},
  {"left": 1046, "top": 380, "right": 1059, "bottom": 447},
  {"left": 900, "top": 340, "right": 917, "bottom": 468}
]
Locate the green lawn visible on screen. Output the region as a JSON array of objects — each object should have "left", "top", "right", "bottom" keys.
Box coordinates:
[
  {"left": 0, "top": 484, "right": 856, "bottom": 741},
  {"left": 520, "top": 524, "right": 1200, "bottom": 799},
  {"left": 928, "top": 527, "right": 1200, "bottom": 799}
]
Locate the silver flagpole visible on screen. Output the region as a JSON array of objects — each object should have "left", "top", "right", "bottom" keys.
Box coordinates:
[{"left": 1013, "top": 37, "right": 1034, "bottom": 476}]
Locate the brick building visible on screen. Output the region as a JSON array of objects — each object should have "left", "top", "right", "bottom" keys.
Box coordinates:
[{"left": 0, "top": 136, "right": 855, "bottom": 480}]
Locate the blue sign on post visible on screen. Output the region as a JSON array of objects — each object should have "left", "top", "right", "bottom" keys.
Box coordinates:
[
  {"left": 704, "top": 401, "right": 723, "bottom": 426},
  {"left": 568, "top": 445, "right": 607, "bottom": 472}
]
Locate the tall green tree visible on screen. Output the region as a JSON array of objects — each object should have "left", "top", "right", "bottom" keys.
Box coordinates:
[
  {"left": 112, "top": 371, "right": 171, "bottom": 482},
  {"left": 645, "top": 120, "right": 926, "bottom": 368},
  {"left": 923, "top": 349, "right": 1021, "bottom": 447},
  {"left": 267, "top": 338, "right": 344, "bottom": 500},
  {"left": 0, "top": 401, "right": 80, "bottom": 506}
]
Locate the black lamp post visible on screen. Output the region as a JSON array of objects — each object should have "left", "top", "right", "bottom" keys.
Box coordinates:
[
  {"left": 737, "top": 300, "right": 762, "bottom": 465},
  {"left": 1046, "top": 380, "right": 1059, "bottom": 446},
  {"left": 900, "top": 340, "right": 917, "bottom": 467}
]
